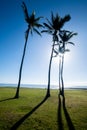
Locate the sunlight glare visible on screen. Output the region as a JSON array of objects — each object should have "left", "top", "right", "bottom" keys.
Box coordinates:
[
  {"left": 53, "top": 52, "right": 72, "bottom": 66},
  {"left": 64, "top": 52, "right": 72, "bottom": 64}
]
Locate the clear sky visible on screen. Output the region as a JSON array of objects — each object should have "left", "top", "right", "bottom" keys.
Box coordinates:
[{"left": 0, "top": 0, "right": 87, "bottom": 87}]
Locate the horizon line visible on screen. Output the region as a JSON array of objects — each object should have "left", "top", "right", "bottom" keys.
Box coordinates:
[{"left": 0, "top": 82, "right": 87, "bottom": 88}]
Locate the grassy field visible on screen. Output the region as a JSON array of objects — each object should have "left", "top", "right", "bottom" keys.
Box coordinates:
[{"left": 0, "top": 87, "right": 87, "bottom": 130}]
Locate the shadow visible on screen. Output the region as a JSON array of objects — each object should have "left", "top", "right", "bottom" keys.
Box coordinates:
[
  {"left": 10, "top": 96, "right": 48, "bottom": 130},
  {"left": 57, "top": 95, "right": 75, "bottom": 130},
  {"left": 0, "top": 97, "right": 15, "bottom": 102},
  {"left": 57, "top": 95, "right": 64, "bottom": 130},
  {"left": 62, "top": 96, "right": 75, "bottom": 130}
]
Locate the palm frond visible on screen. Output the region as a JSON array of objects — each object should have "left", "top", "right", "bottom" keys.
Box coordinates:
[
  {"left": 67, "top": 31, "right": 73, "bottom": 37},
  {"left": 60, "top": 15, "right": 71, "bottom": 28},
  {"left": 34, "top": 23, "right": 43, "bottom": 28},
  {"left": 35, "top": 16, "right": 43, "bottom": 22},
  {"left": 53, "top": 49, "right": 59, "bottom": 55},
  {"left": 59, "top": 30, "right": 77, "bottom": 42},
  {"left": 60, "top": 30, "right": 71, "bottom": 33},
  {"left": 46, "top": 18, "right": 53, "bottom": 27},
  {"left": 41, "top": 30, "right": 53, "bottom": 35},
  {"left": 67, "top": 42, "right": 75, "bottom": 45},
  {"left": 65, "top": 49, "right": 70, "bottom": 52},
  {"left": 44, "top": 23, "right": 53, "bottom": 30},
  {"left": 59, "top": 33, "right": 64, "bottom": 41},
  {"left": 63, "top": 15, "right": 71, "bottom": 22},
  {"left": 68, "top": 32, "right": 78, "bottom": 39},
  {"left": 22, "top": 2, "right": 29, "bottom": 23},
  {"left": 53, "top": 14, "right": 61, "bottom": 30},
  {"left": 51, "top": 12, "right": 55, "bottom": 25},
  {"left": 53, "top": 34, "right": 59, "bottom": 42},
  {"left": 29, "top": 11, "right": 35, "bottom": 23},
  {"left": 33, "top": 28, "right": 41, "bottom": 36},
  {"left": 41, "top": 30, "right": 48, "bottom": 33}
]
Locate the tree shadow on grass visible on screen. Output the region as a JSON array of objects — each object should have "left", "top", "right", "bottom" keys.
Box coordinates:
[
  {"left": 0, "top": 97, "right": 15, "bottom": 102},
  {"left": 58, "top": 95, "right": 75, "bottom": 130},
  {"left": 63, "top": 96, "right": 75, "bottom": 130},
  {"left": 10, "top": 96, "right": 48, "bottom": 130},
  {"left": 57, "top": 95, "right": 64, "bottom": 130}
]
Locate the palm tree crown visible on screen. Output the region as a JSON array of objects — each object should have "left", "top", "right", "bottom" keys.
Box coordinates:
[
  {"left": 59, "top": 30, "right": 77, "bottom": 54},
  {"left": 53, "top": 30, "right": 77, "bottom": 56},
  {"left": 42, "top": 12, "right": 71, "bottom": 42},
  {"left": 22, "top": 2, "right": 43, "bottom": 36},
  {"left": 59, "top": 30, "right": 77, "bottom": 43}
]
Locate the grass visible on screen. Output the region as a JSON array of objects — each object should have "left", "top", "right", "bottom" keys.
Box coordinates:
[{"left": 0, "top": 87, "right": 87, "bottom": 130}]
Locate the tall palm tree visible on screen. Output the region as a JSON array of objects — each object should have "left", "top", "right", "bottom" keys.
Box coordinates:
[
  {"left": 14, "top": 2, "right": 43, "bottom": 98},
  {"left": 42, "top": 12, "right": 71, "bottom": 98},
  {"left": 58, "top": 30, "right": 77, "bottom": 96}
]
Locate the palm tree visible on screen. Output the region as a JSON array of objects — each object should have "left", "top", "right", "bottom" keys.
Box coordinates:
[
  {"left": 58, "top": 30, "right": 77, "bottom": 96},
  {"left": 14, "top": 2, "right": 43, "bottom": 98},
  {"left": 42, "top": 12, "right": 71, "bottom": 98}
]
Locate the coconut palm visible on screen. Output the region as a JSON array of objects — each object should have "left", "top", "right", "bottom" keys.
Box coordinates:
[
  {"left": 58, "top": 30, "right": 77, "bottom": 96},
  {"left": 42, "top": 12, "right": 71, "bottom": 98},
  {"left": 14, "top": 2, "right": 43, "bottom": 98}
]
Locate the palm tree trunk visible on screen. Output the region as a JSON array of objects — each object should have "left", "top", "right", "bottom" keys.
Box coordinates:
[
  {"left": 45, "top": 43, "right": 55, "bottom": 98},
  {"left": 14, "top": 29, "right": 29, "bottom": 98},
  {"left": 59, "top": 56, "right": 62, "bottom": 95},
  {"left": 59, "top": 55, "right": 64, "bottom": 96},
  {"left": 61, "top": 55, "right": 64, "bottom": 97}
]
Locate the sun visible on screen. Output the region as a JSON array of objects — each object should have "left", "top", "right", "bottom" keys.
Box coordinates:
[
  {"left": 53, "top": 52, "right": 72, "bottom": 66},
  {"left": 64, "top": 52, "right": 72, "bottom": 64}
]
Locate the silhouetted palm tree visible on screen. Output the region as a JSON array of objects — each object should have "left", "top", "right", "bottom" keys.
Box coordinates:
[
  {"left": 42, "top": 12, "right": 71, "bottom": 98},
  {"left": 14, "top": 2, "right": 43, "bottom": 98},
  {"left": 58, "top": 30, "right": 77, "bottom": 96}
]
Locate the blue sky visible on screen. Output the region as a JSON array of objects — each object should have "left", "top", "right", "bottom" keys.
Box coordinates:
[{"left": 0, "top": 0, "right": 87, "bottom": 87}]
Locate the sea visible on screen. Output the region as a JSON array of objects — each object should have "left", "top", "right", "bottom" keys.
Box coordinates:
[{"left": 0, "top": 83, "right": 87, "bottom": 90}]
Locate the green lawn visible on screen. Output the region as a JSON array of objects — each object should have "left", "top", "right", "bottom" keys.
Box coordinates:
[{"left": 0, "top": 87, "right": 87, "bottom": 130}]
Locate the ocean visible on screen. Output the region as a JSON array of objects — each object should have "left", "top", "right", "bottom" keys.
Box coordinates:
[{"left": 0, "top": 83, "right": 87, "bottom": 90}]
